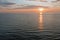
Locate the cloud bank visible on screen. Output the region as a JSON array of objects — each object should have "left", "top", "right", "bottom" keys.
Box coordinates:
[{"left": 0, "top": 0, "right": 60, "bottom": 9}]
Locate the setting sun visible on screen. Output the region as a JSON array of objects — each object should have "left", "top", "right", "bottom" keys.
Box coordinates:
[{"left": 38, "top": 8, "right": 44, "bottom": 11}]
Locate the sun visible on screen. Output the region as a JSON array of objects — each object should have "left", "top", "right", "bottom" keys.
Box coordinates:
[{"left": 38, "top": 8, "right": 44, "bottom": 11}]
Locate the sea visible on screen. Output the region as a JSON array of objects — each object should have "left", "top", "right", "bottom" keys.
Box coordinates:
[{"left": 0, "top": 12, "right": 60, "bottom": 40}]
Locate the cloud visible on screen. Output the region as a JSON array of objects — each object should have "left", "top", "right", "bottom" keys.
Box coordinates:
[
  {"left": 51, "top": 1, "right": 60, "bottom": 7},
  {"left": 0, "top": 0, "right": 16, "bottom": 5},
  {"left": 0, "top": 0, "right": 16, "bottom": 9},
  {"left": 0, "top": 2, "right": 15, "bottom": 6},
  {"left": 0, "top": 0, "right": 60, "bottom": 9}
]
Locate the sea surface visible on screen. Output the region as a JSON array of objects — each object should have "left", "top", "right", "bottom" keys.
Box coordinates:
[{"left": 0, "top": 12, "right": 60, "bottom": 40}]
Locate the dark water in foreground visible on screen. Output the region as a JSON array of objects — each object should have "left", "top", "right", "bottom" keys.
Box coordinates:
[{"left": 0, "top": 12, "right": 60, "bottom": 40}]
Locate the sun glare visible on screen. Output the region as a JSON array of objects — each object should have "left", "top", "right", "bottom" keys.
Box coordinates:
[{"left": 38, "top": 8, "right": 44, "bottom": 11}]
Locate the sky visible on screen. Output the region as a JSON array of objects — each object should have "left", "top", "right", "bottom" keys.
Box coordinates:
[
  {"left": 0, "top": 0, "right": 60, "bottom": 13},
  {"left": 0, "top": 0, "right": 60, "bottom": 9}
]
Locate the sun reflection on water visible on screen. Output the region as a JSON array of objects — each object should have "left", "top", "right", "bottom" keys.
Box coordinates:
[
  {"left": 39, "top": 12, "right": 44, "bottom": 31},
  {"left": 38, "top": 8, "right": 44, "bottom": 31}
]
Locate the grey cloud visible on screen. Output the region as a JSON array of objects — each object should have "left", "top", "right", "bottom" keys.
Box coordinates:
[
  {"left": 0, "top": 2, "right": 15, "bottom": 5},
  {"left": 0, "top": 0, "right": 16, "bottom": 8},
  {"left": 0, "top": 0, "right": 16, "bottom": 5}
]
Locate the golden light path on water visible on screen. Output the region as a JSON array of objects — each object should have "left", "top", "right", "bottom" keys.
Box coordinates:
[
  {"left": 39, "top": 12, "right": 43, "bottom": 31},
  {"left": 38, "top": 8, "right": 44, "bottom": 31}
]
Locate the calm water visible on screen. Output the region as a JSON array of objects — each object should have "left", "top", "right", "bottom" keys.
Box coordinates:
[{"left": 0, "top": 12, "right": 60, "bottom": 40}]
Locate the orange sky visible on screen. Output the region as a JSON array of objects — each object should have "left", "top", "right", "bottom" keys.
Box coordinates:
[{"left": 0, "top": 8, "right": 60, "bottom": 13}]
